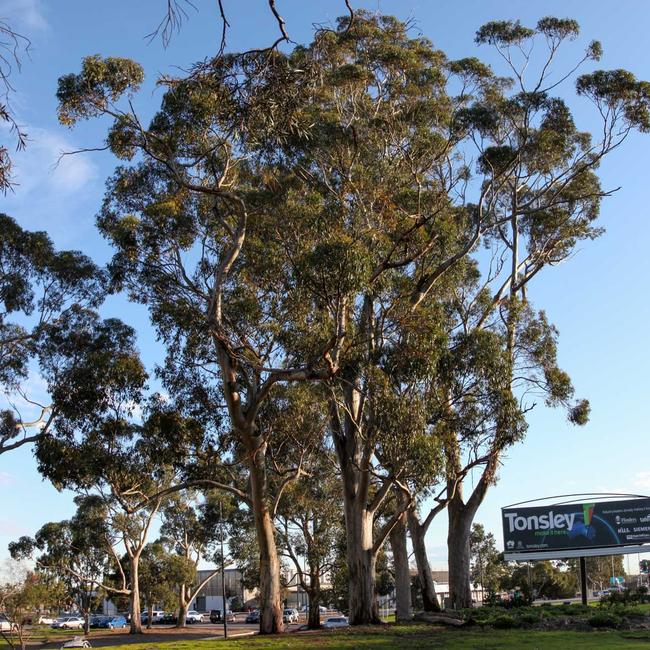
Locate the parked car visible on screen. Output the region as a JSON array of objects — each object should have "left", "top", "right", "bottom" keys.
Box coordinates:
[
  {"left": 210, "top": 609, "right": 237, "bottom": 623},
  {"left": 140, "top": 610, "right": 165, "bottom": 624},
  {"left": 89, "top": 615, "right": 108, "bottom": 628},
  {"left": 60, "top": 637, "right": 92, "bottom": 648},
  {"left": 38, "top": 615, "right": 55, "bottom": 625},
  {"left": 185, "top": 610, "right": 203, "bottom": 624},
  {"left": 323, "top": 616, "right": 349, "bottom": 629},
  {"left": 283, "top": 609, "right": 299, "bottom": 624},
  {"left": 160, "top": 612, "right": 177, "bottom": 624},
  {"left": 52, "top": 616, "right": 84, "bottom": 629},
  {"left": 97, "top": 615, "right": 127, "bottom": 629},
  {"left": 0, "top": 614, "right": 17, "bottom": 632},
  {"left": 245, "top": 610, "right": 260, "bottom": 624}
]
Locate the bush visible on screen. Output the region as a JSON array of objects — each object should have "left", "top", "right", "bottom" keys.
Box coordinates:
[
  {"left": 588, "top": 612, "right": 621, "bottom": 629},
  {"left": 491, "top": 614, "right": 520, "bottom": 629},
  {"left": 519, "top": 612, "right": 541, "bottom": 625}
]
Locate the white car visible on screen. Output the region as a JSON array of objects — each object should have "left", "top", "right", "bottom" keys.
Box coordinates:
[
  {"left": 185, "top": 610, "right": 203, "bottom": 624},
  {"left": 0, "top": 614, "right": 17, "bottom": 632},
  {"left": 38, "top": 615, "right": 55, "bottom": 625},
  {"left": 61, "top": 637, "right": 92, "bottom": 648},
  {"left": 52, "top": 617, "right": 84, "bottom": 629},
  {"left": 323, "top": 616, "right": 349, "bottom": 629},
  {"left": 140, "top": 610, "right": 165, "bottom": 623},
  {"left": 283, "top": 608, "right": 298, "bottom": 623}
]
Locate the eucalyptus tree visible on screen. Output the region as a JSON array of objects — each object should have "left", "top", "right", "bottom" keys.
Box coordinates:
[
  {"left": 284, "top": 13, "right": 649, "bottom": 619},
  {"left": 31, "top": 307, "right": 209, "bottom": 633},
  {"left": 9, "top": 495, "right": 112, "bottom": 634},
  {"left": 437, "top": 16, "right": 650, "bottom": 609},
  {"left": 0, "top": 215, "right": 103, "bottom": 454},
  {"left": 275, "top": 448, "right": 342, "bottom": 629},
  {"left": 159, "top": 493, "right": 226, "bottom": 627},
  {"left": 55, "top": 45, "right": 340, "bottom": 632},
  {"left": 139, "top": 542, "right": 188, "bottom": 629}
]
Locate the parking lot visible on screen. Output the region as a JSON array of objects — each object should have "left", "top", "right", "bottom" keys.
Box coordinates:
[{"left": 37, "top": 617, "right": 320, "bottom": 648}]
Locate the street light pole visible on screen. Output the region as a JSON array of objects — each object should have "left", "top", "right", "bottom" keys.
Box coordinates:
[{"left": 220, "top": 501, "right": 228, "bottom": 640}]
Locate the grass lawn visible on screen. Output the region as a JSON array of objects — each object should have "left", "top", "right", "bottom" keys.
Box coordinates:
[{"left": 100, "top": 623, "right": 650, "bottom": 650}]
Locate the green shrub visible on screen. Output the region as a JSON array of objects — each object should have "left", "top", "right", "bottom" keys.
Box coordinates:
[
  {"left": 588, "top": 612, "right": 621, "bottom": 628},
  {"left": 491, "top": 614, "right": 520, "bottom": 629},
  {"left": 518, "top": 612, "right": 541, "bottom": 625}
]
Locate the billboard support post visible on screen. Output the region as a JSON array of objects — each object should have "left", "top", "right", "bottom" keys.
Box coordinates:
[{"left": 579, "top": 557, "right": 588, "bottom": 606}]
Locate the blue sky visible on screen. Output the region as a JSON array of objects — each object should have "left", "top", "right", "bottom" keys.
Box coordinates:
[{"left": 1, "top": 0, "right": 649, "bottom": 576}]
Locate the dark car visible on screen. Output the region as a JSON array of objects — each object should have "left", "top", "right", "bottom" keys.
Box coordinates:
[
  {"left": 161, "top": 612, "right": 177, "bottom": 624},
  {"left": 97, "top": 615, "right": 128, "bottom": 629},
  {"left": 210, "top": 609, "right": 237, "bottom": 623},
  {"left": 245, "top": 611, "right": 260, "bottom": 624},
  {"left": 90, "top": 615, "right": 109, "bottom": 628}
]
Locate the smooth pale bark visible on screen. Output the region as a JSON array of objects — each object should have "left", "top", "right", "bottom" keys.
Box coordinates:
[
  {"left": 447, "top": 495, "right": 473, "bottom": 609},
  {"left": 389, "top": 511, "right": 411, "bottom": 621},
  {"left": 344, "top": 497, "right": 380, "bottom": 624},
  {"left": 129, "top": 556, "right": 143, "bottom": 634},
  {"left": 332, "top": 377, "right": 382, "bottom": 626},
  {"left": 407, "top": 509, "right": 441, "bottom": 612},
  {"left": 249, "top": 438, "right": 284, "bottom": 634},
  {"left": 445, "top": 454, "right": 499, "bottom": 609}
]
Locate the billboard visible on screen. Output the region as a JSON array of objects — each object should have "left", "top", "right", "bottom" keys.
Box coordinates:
[{"left": 502, "top": 498, "right": 650, "bottom": 555}]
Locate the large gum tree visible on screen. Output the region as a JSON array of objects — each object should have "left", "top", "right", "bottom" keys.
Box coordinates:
[{"left": 406, "top": 17, "right": 650, "bottom": 610}]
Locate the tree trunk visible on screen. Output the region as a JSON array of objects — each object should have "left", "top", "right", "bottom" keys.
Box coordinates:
[
  {"left": 129, "top": 557, "right": 143, "bottom": 634},
  {"left": 176, "top": 585, "right": 187, "bottom": 628},
  {"left": 345, "top": 497, "right": 379, "bottom": 625},
  {"left": 407, "top": 509, "right": 441, "bottom": 612},
  {"left": 447, "top": 497, "right": 473, "bottom": 610},
  {"left": 177, "top": 601, "right": 188, "bottom": 628},
  {"left": 249, "top": 443, "right": 284, "bottom": 634},
  {"left": 389, "top": 511, "right": 412, "bottom": 621},
  {"left": 147, "top": 603, "right": 153, "bottom": 630},
  {"left": 307, "top": 575, "right": 321, "bottom": 630},
  {"left": 83, "top": 611, "right": 90, "bottom": 635}
]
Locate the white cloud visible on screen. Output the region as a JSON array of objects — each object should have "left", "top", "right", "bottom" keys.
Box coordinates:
[
  {"left": 10, "top": 126, "right": 97, "bottom": 195},
  {"left": 2, "top": 0, "right": 48, "bottom": 32},
  {"left": 1, "top": 122, "right": 101, "bottom": 247}
]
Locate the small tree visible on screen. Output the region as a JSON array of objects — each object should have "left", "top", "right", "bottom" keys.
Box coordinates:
[
  {"left": 159, "top": 493, "right": 225, "bottom": 627},
  {"left": 276, "top": 451, "right": 342, "bottom": 629},
  {"left": 33, "top": 308, "right": 207, "bottom": 633},
  {"left": 139, "top": 543, "right": 186, "bottom": 629},
  {"left": 10, "top": 495, "right": 110, "bottom": 634},
  {"left": 469, "top": 524, "right": 507, "bottom": 599},
  {"left": 0, "top": 566, "right": 54, "bottom": 650}
]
